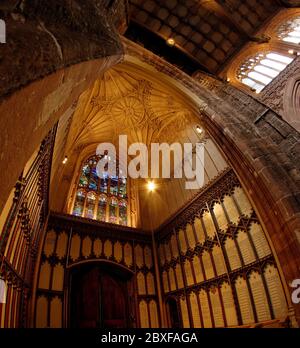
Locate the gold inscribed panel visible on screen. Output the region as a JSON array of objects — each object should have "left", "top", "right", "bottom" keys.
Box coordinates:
[
  {"left": 70, "top": 234, "right": 80, "bottom": 261},
  {"left": 221, "top": 282, "right": 238, "bottom": 327},
  {"left": 104, "top": 240, "right": 112, "bottom": 259},
  {"left": 50, "top": 297, "right": 62, "bottom": 328},
  {"left": 114, "top": 241, "right": 123, "bottom": 263},
  {"left": 52, "top": 264, "right": 64, "bottom": 291},
  {"left": 249, "top": 272, "right": 271, "bottom": 322},
  {"left": 93, "top": 239, "right": 102, "bottom": 258},
  {"left": 202, "top": 211, "right": 215, "bottom": 239},
  {"left": 194, "top": 218, "right": 205, "bottom": 244},
  {"left": 264, "top": 265, "right": 288, "bottom": 319},
  {"left": 124, "top": 243, "right": 133, "bottom": 267},
  {"left": 178, "top": 229, "right": 188, "bottom": 254},
  {"left": 56, "top": 232, "right": 68, "bottom": 259},
  {"left": 235, "top": 276, "right": 255, "bottom": 325},
  {"left": 82, "top": 236, "right": 92, "bottom": 259}
]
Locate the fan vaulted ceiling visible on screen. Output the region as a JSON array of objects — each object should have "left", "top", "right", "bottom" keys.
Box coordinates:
[
  {"left": 65, "top": 64, "right": 199, "bottom": 153},
  {"left": 126, "top": 0, "right": 282, "bottom": 74}
]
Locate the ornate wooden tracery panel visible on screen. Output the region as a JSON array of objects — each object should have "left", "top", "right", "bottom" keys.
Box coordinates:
[
  {"left": 157, "top": 169, "right": 289, "bottom": 328},
  {"left": 0, "top": 127, "right": 56, "bottom": 328}
]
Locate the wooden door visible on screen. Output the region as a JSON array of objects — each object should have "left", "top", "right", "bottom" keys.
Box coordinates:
[{"left": 70, "top": 264, "right": 130, "bottom": 328}]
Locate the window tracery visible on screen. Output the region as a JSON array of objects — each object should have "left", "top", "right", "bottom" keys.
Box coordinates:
[{"left": 72, "top": 155, "right": 128, "bottom": 226}]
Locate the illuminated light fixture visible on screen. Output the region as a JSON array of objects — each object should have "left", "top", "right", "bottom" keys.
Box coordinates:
[
  {"left": 147, "top": 181, "right": 156, "bottom": 192},
  {"left": 196, "top": 125, "right": 203, "bottom": 134},
  {"left": 226, "top": 77, "right": 231, "bottom": 82},
  {"left": 288, "top": 49, "right": 295, "bottom": 55},
  {"left": 166, "top": 38, "right": 175, "bottom": 47},
  {"left": 62, "top": 156, "right": 68, "bottom": 165}
]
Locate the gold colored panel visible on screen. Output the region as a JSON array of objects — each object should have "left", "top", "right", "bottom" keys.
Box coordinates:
[
  {"left": 149, "top": 300, "right": 159, "bottom": 328},
  {"left": 264, "top": 265, "right": 288, "bottom": 319},
  {"left": 175, "top": 264, "right": 184, "bottom": 289},
  {"left": 235, "top": 276, "right": 255, "bottom": 325},
  {"left": 249, "top": 223, "right": 271, "bottom": 259},
  {"left": 139, "top": 300, "right": 149, "bottom": 328},
  {"left": 36, "top": 296, "right": 48, "bottom": 328},
  {"left": 193, "top": 256, "right": 204, "bottom": 284},
  {"left": 212, "top": 246, "right": 226, "bottom": 276},
  {"left": 70, "top": 234, "right": 81, "bottom": 262},
  {"left": 210, "top": 289, "right": 224, "bottom": 328},
  {"left": 221, "top": 282, "right": 238, "bottom": 327},
  {"left": 249, "top": 272, "right": 271, "bottom": 322},
  {"left": 199, "top": 290, "right": 212, "bottom": 328},
  {"left": 184, "top": 261, "right": 194, "bottom": 286},
  {"left": 178, "top": 229, "right": 188, "bottom": 254},
  {"left": 114, "top": 241, "right": 123, "bottom": 263},
  {"left": 38, "top": 262, "right": 51, "bottom": 290},
  {"left": 135, "top": 244, "right": 144, "bottom": 268},
  {"left": 50, "top": 297, "right": 62, "bottom": 328},
  {"left": 202, "top": 211, "right": 215, "bottom": 239},
  {"left": 225, "top": 238, "right": 242, "bottom": 270},
  {"left": 104, "top": 240, "right": 112, "bottom": 259},
  {"left": 56, "top": 232, "right": 68, "bottom": 259},
  {"left": 213, "top": 202, "right": 228, "bottom": 232},
  {"left": 137, "top": 272, "right": 146, "bottom": 295},
  {"left": 164, "top": 242, "right": 172, "bottom": 263},
  {"left": 190, "top": 292, "right": 202, "bottom": 328},
  {"left": 158, "top": 244, "right": 166, "bottom": 266},
  {"left": 93, "top": 239, "right": 102, "bottom": 258},
  {"left": 124, "top": 242, "right": 133, "bottom": 267},
  {"left": 170, "top": 235, "right": 179, "bottom": 259},
  {"left": 186, "top": 224, "right": 196, "bottom": 250},
  {"left": 223, "top": 195, "right": 240, "bottom": 225},
  {"left": 169, "top": 268, "right": 177, "bottom": 292},
  {"left": 233, "top": 187, "right": 253, "bottom": 217},
  {"left": 237, "top": 230, "right": 256, "bottom": 265},
  {"left": 82, "top": 236, "right": 92, "bottom": 259},
  {"left": 194, "top": 218, "right": 205, "bottom": 244},
  {"left": 146, "top": 273, "right": 156, "bottom": 295},
  {"left": 144, "top": 246, "right": 153, "bottom": 269},
  {"left": 44, "top": 230, "right": 56, "bottom": 257},
  {"left": 180, "top": 297, "right": 190, "bottom": 328},
  {"left": 162, "top": 271, "right": 169, "bottom": 293},
  {"left": 52, "top": 264, "right": 64, "bottom": 292},
  {"left": 202, "top": 251, "right": 215, "bottom": 280}
]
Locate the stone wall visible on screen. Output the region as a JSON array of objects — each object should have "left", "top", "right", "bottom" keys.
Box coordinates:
[
  {"left": 0, "top": 0, "right": 127, "bottom": 99},
  {"left": 0, "top": 1, "right": 128, "bottom": 213},
  {"left": 259, "top": 56, "right": 300, "bottom": 132}
]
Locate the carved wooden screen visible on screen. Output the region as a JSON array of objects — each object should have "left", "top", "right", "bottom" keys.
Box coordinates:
[
  {"left": 0, "top": 127, "right": 56, "bottom": 328},
  {"left": 157, "top": 169, "right": 288, "bottom": 328},
  {"left": 35, "top": 213, "right": 160, "bottom": 328}
]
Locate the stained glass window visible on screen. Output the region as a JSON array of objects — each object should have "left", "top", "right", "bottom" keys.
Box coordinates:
[
  {"left": 278, "top": 17, "right": 300, "bottom": 44},
  {"left": 85, "top": 192, "right": 96, "bottom": 219},
  {"left": 119, "top": 200, "right": 128, "bottom": 226},
  {"left": 73, "top": 190, "right": 85, "bottom": 216},
  {"left": 109, "top": 197, "right": 118, "bottom": 224},
  {"left": 97, "top": 195, "right": 107, "bottom": 222},
  {"left": 237, "top": 52, "right": 294, "bottom": 93},
  {"left": 71, "top": 155, "right": 128, "bottom": 226}
]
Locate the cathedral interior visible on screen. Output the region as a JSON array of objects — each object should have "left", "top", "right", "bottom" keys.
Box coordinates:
[{"left": 0, "top": 0, "right": 300, "bottom": 329}]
